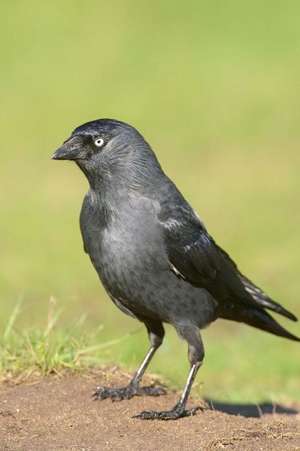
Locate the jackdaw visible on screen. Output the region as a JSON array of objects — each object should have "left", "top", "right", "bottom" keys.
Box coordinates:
[{"left": 53, "top": 119, "right": 299, "bottom": 420}]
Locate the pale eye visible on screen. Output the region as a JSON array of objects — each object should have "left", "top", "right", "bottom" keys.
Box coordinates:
[{"left": 94, "top": 137, "right": 105, "bottom": 147}]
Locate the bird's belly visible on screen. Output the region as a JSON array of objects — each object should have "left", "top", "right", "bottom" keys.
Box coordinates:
[
  {"left": 90, "top": 236, "right": 217, "bottom": 328},
  {"left": 84, "top": 215, "right": 217, "bottom": 327},
  {"left": 93, "top": 232, "right": 167, "bottom": 317}
]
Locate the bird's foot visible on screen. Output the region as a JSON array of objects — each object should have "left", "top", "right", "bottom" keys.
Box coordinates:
[
  {"left": 93, "top": 383, "right": 166, "bottom": 402},
  {"left": 137, "top": 385, "right": 167, "bottom": 397},
  {"left": 133, "top": 402, "right": 200, "bottom": 421}
]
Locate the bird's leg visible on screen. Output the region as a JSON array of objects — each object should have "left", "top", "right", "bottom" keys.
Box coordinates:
[
  {"left": 93, "top": 320, "right": 166, "bottom": 401},
  {"left": 134, "top": 325, "right": 204, "bottom": 420}
]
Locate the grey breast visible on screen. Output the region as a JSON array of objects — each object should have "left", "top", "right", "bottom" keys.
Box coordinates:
[{"left": 82, "top": 193, "right": 218, "bottom": 327}]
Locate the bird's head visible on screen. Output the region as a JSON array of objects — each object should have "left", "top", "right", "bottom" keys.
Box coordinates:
[{"left": 52, "top": 119, "right": 161, "bottom": 190}]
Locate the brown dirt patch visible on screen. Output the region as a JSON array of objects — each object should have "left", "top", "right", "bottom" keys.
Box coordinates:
[{"left": 0, "top": 370, "right": 299, "bottom": 450}]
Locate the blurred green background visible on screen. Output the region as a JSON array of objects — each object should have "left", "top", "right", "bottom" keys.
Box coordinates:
[{"left": 1, "top": 1, "right": 299, "bottom": 402}]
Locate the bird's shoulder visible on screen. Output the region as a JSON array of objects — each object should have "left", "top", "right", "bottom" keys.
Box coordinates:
[
  {"left": 156, "top": 177, "right": 209, "bottom": 244},
  {"left": 155, "top": 178, "right": 220, "bottom": 283}
]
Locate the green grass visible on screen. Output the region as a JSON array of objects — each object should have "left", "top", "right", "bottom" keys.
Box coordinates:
[
  {"left": 0, "top": 1, "right": 300, "bottom": 402},
  {"left": 0, "top": 299, "right": 140, "bottom": 379}
]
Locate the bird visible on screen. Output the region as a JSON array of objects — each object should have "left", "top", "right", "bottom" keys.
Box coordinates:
[{"left": 52, "top": 118, "right": 299, "bottom": 420}]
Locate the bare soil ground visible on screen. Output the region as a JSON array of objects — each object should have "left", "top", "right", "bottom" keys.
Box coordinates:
[{"left": 0, "top": 369, "right": 299, "bottom": 450}]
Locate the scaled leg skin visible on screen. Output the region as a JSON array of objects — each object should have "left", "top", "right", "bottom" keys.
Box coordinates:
[
  {"left": 134, "top": 325, "right": 204, "bottom": 420},
  {"left": 93, "top": 320, "right": 166, "bottom": 401}
]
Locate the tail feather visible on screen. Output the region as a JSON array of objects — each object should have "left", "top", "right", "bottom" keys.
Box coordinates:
[
  {"left": 221, "top": 305, "right": 300, "bottom": 342},
  {"left": 216, "top": 245, "right": 298, "bottom": 322},
  {"left": 239, "top": 273, "right": 298, "bottom": 322}
]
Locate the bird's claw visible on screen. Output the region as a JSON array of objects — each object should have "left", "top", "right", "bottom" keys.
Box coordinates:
[
  {"left": 138, "top": 385, "right": 167, "bottom": 397},
  {"left": 93, "top": 384, "right": 166, "bottom": 402},
  {"left": 133, "top": 404, "right": 200, "bottom": 421},
  {"left": 93, "top": 385, "right": 135, "bottom": 401}
]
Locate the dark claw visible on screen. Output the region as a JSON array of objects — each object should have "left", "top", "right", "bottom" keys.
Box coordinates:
[
  {"left": 133, "top": 405, "right": 200, "bottom": 421},
  {"left": 138, "top": 385, "right": 167, "bottom": 397},
  {"left": 93, "top": 385, "right": 134, "bottom": 401},
  {"left": 93, "top": 384, "right": 167, "bottom": 402}
]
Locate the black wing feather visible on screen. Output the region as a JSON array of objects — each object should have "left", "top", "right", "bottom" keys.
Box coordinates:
[
  {"left": 159, "top": 204, "right": 250, "bottom": 304},
  {"left": 159, "top": 198, "right": 297, "bottom": 322}
]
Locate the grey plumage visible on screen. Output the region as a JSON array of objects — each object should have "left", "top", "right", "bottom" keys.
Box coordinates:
[{"left": 53, "top": 118, "right": 299, "bottom": 420}]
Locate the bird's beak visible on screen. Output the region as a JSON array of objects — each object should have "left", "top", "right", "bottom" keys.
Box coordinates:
[{"left": 52, "top": 135, "right": 84, "bottom": 161}]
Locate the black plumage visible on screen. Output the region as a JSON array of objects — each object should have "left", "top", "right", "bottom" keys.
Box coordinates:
[{"left": 53, "top": 118, "right": 299, "bottom": 420}]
